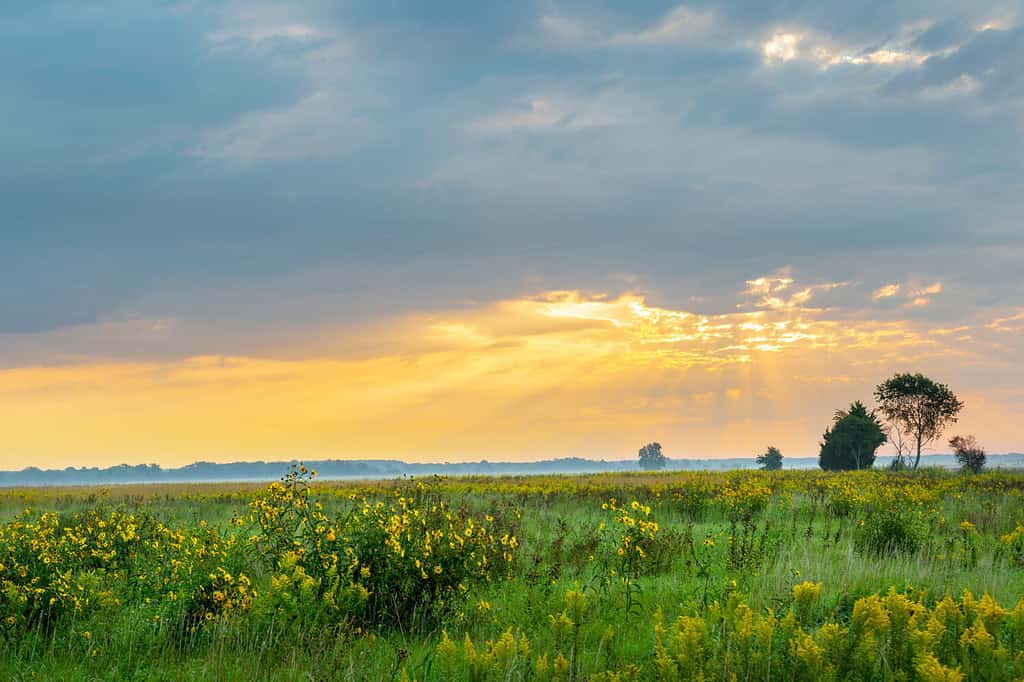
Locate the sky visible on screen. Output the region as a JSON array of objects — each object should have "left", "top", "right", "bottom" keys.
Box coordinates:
[{"left": 2, "top": 0, "right": 1023, "bottom": 469}]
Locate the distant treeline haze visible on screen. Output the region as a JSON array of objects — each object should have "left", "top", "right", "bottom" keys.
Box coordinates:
[{"left": 3, "top": 453, "right": 1024, "bottom": 487}]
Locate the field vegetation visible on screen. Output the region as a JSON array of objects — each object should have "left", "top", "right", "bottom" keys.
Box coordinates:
[{"left": 2, "top": 467, "right": 1024, "bottom": 680}]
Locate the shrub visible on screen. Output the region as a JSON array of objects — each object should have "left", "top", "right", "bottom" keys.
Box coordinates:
[
  {"left": 342, "top": 485, "right": 519, "bottom": 628},
  {"left": 756, "top": 446, "right": 783, "bottom": 471},
  {"left": 248, "top": 467, "right": 520, "bottom": 631},
  {"left": 950, "top": 435, "right": 986, "bottom": 474}
]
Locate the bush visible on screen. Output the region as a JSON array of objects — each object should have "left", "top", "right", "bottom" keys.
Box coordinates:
[
  {"left": 756, "top": 446, "right": 783, "bottom": 471},
  {"left": 248, "top": 467, "right": 521, "bottom": 631},
  {"left": 342, "top": 484, "right": 520, "bottom": 628},
  {"left": 950, "top": 434, "right": 986, "bottom": 474},
  {"left": 854, "top": 509, "right": 926, "bottom": 557}
]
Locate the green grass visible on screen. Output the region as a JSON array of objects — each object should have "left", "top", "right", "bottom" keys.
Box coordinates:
[{"left": 2, "top": 469, "right": 1024, "bottom": 679}]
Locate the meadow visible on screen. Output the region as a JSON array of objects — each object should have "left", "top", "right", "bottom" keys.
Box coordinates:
[{"left": 3, "top": 467, "right": 1024, "bottom": 680}]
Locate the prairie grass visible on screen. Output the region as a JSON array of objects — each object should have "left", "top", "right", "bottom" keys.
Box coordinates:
[{"left": 2, "top": 467, "right": 1024, "bottom": 679}]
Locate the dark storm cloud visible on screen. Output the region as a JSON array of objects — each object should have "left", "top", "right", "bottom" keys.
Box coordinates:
[
  {"left": 1, "top": 0, "right": 1022, "bottom": 339},
  {"left": 884, "top": 26, "right": 1024, "bottom": 99},
  {"left": 910, "top": 18, "right": 974, "bottom": 52}
]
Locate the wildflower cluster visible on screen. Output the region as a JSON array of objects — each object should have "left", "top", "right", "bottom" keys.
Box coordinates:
[
  {"left": 435, "top": 627, "right": 532, "bottom": 681},
  {"left": 823, "top": 477, "right": 864, "bottom": 517},
  {"left": 249, "top": 468, "right": 520, "bottom": 629},
  {"left": 717, "top": 476, "right": 772, "bottom": 520},
  {"left": 647, "top": 586, "right": 1024, "bottom": 681},
  {"left": 434, "top": 588, "right": 597, "bottom": 682},
  {"left": 599, "top": 500, "right": 658, "bottom": 564},
  {"left": 341, "top": 483, "right": 519, "bottom": 626},
  {"left": 0, "top": 507, "right": 253, "bottom": 637},
  {"left": 669, "top": 479, "right": 716, "bottom": 520},
  {"left": 1000, "top": 524, "right": 1024, "bottom": 567},
  {"left": 596, "top": 499, "right": 662, "bottom": 615}
]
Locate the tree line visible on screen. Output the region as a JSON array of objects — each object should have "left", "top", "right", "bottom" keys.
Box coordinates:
[{"left": 638, "top": 372, "right": 987, "bottom": 474}]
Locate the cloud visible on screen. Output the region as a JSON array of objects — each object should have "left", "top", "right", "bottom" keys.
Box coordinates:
[
  {"left": 467, "top": 98, "right": 569, "bottom": 135},
  {"left": 537, "top": 14, "right": 603, "bottom": 48},
  {"left": 871, "top": 280, "right": 943, "bottom": 307},
  {"left": 534, "top": 5, "right": 962, "bottom": 75},
  {"left": 872, "top": 283, "right": 901, "bottom": 300},
  {"left": 206, "top": 2, "right": 326, "bottom": 46},
  {"left": 741, "top": 274, "right": 795, "bottom": 296},
  {"left": 4, "top": 270, "right": 1020, "bottom": 467},
  {"left": 1, "top": 0, "right": 1023, "bottom": 454},
  {"left": 986, "top": 310, "right": 1024, "bottom": 332},
  {"left": 929, "top": 325, "right": 969, "bottom": 335},
  {"left": 739, "top": 270, "right": 848, "bottom": 311},
  {"left": 193, "top": 89, "right": 371, "bottom": 164},
  {"left": 535, "top": 4, "right": 719, "bottom": 49},
  {"left": 904, "top": 281, "right": 943, "bottom": 307},
  {"left": 911, "top": 282, "right": 943, "bottom": 296},
  {"left": 883, "top": 25, "right": 1024, "bottom": 100},
  {"left": 609, "top": 6, "right": 717, "bottom": 46},
  {"left": 208, "top": 23, "right": 323, "bottom": 45},
  {"left": 192, "top": 5, "right": 372, "bottom": 164},
  {"left": 762, "top": 32, "right": 801, "bottom": 63},
  {"left": 759, "top": 22, "right": 946, "bottom": 69}
]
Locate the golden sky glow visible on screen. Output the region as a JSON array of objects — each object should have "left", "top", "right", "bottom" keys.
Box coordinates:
[
  {"left": 1, "top": 273, "right": 1020, "bottom": 469},
  {"left": 3, "top": 1, "right": 1023, "bottom": 471}
]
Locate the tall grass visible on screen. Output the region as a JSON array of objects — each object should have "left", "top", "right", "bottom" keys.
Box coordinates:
[{"left": 2, "top": 468, "right": 1024, "bottom": 679}]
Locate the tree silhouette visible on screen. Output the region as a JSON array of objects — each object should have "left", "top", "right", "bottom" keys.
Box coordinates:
[
  {"left": 950, "top": 434, "right": 986, "bottom": 474},
  {"left": 756, "top": 446, "right": 783, "bottom": 471},
  {"left": 819, "top": 401, "right": 886, "bottom": 471},
  {"left": 875, "top": 373, "right": 963, "bottom": 469},
  {"left": 638, "top": 442, "right": 667, "bottom": 470}
]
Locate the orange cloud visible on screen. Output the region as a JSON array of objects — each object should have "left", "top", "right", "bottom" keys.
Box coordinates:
[
  {"left": 0, "top": 279, "right": 1017, "bottom": 468},
  {"left": 911, "top": 282, "right": 943, "bottom": 297},
  {"left": 987, "top": 310, "right": 1024, "bottom": 332},
  {"left": 740, "top": 269, "right": 847, "bottom": 311},
  {"left": 872, "top": 283, "right": 901, "bottom": 300},
  {"left": 872, "top": 280, "right": 943, "bottom": 307}
]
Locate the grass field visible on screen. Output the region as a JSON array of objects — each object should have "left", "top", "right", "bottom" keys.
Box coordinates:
[{"left": 3, "top": 467, "right": 1024, "bottom": 680}]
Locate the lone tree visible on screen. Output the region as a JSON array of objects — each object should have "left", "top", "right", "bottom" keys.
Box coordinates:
[
  {"left": 950, "top": 434, "right": 986, "bottom": 474},
  {"left": 757, "top": 446, "right": 784, "bottom": 471},
  {"left": 819, "top": 401, "right": 886, "bottom": 471},
  {"left": 874, "top": 373, "right": 964, "bottom": 469},
  {"left": 638, "top": 442, "right": 667, "bottom": 470}
]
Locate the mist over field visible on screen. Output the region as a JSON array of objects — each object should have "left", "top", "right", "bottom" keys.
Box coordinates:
[{"left": 3, "top": 453, "right": 1024, "bottom": 487}]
